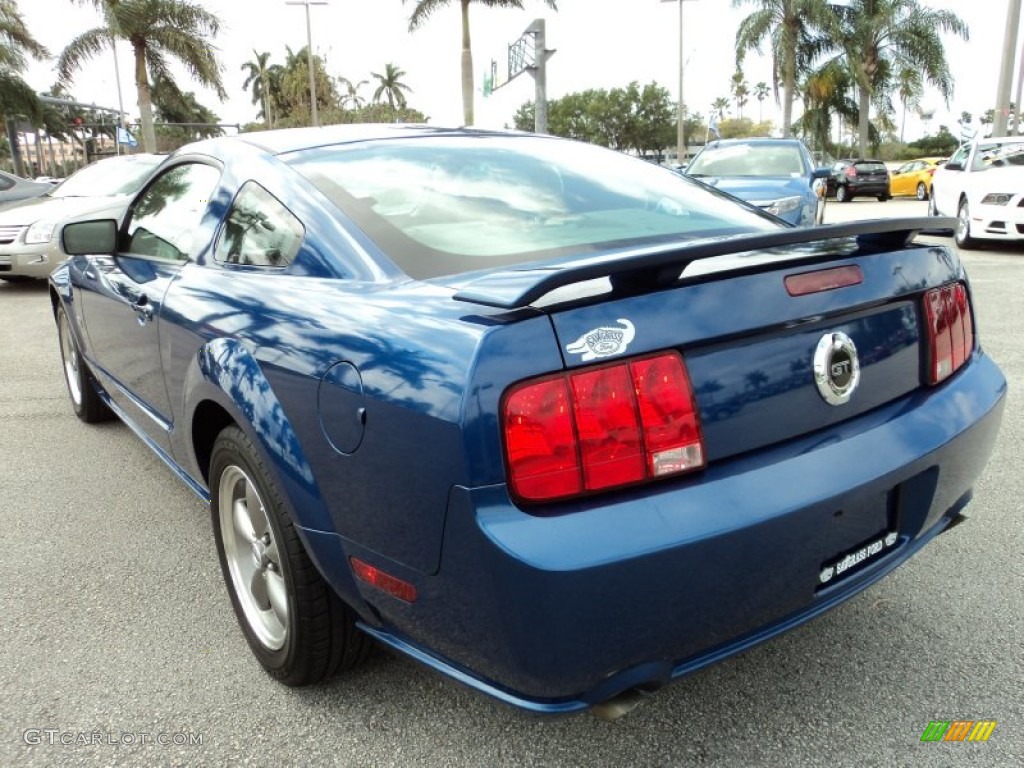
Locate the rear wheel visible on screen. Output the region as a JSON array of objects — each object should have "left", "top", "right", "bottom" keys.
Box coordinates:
[
  {"left": 877, "top": 194, "right": 890, "bottom": 202},
  {"left": 916, "top": 182, "right": 928, "bottom": 201},
  {"left": 836, "top": 185, "right": 851, "bottom": 203},
  {"left": 955, "top": 199, "right": 978, "bottom": 250},
  {"left": 927, "top": 191, "right": 938, "bottom": 217},
  {"left": 56, "top": 305, "right": 111, "bottom": 423},
  {"left": 210, "top": 425, "right": 371, "bottom": 686}
]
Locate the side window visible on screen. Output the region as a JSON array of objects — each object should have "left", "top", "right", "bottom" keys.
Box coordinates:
[
  {"left": 215, "top": 182, "right": 304, "bottom": 268},
  {"left": 124, "top": 163, "right": 220, "bottom": 262},
  {"left": 948, "top": 147, "right": 969, "bottom": 169}
]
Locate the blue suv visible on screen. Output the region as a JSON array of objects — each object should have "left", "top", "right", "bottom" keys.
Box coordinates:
[{"left": 685, "top": 138, "right": 831, "bottom": 226}]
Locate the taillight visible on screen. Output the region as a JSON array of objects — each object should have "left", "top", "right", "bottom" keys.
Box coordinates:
[
  {"left": 844, "top": 166, "right": 857, "bottom": 178},
  {"left": 923, "top": 282, "right": 974, "bottom": 385},
  {"left": 502, "top": 352, "right": 705, "bottom": 503}
]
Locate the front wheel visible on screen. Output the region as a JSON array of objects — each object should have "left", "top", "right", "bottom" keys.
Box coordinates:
[
  {"left": 955, "top": 199, "right": 978, "bottom": 250},
  {"left": 916, "top": 182, "right": 928, "bottom": 201},
  {"left": 210, "top": 425, "right": 371, "bottom": 686},
  {"left": 56, "top": 305, "right": 111, "bottom": 423},
  {"left": 836, "top": 185, "right": 851, "bottom": 203}
]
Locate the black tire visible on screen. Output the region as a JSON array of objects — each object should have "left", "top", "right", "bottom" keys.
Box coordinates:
[
  {"left": 916, "top": 182, "right": 928, "bottom": 201},
  {"left": 836, "top": 185, "right": 851, "bottom": 203},
  {"left": 954, "top": 198, "right": 978, "bottom": 250},
  {"left": 56, "top": 304, "right": 112, "bottom": 423},
  {"left": 927, "top": 191, "right": 938, "bottom": 217},
  {"left": 877, "top": 194, "right": 890, "bottom": 202},
  {"left": 210, "top": 425, "right": 370, "bottom": 686},
  {"left": 1, "top": 275, "right": 37, "bottom": 284}
]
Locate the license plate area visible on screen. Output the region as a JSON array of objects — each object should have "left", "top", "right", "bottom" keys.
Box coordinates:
[{"left": 816, "top": 528, "right": 900, "bottom": 589}]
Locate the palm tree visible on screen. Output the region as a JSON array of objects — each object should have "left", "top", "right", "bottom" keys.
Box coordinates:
[
  {"left": 339, "top": 76, "right": 369, "bottom": 110},
  {"left": 733, "top": 0, "right": 835, "bottom": 138},
  {"left": 403, "top": 0, "right": 558, "bottom": 126},
  {"left": 896, "top": 66, "right": 922, "bottom": 144},
  {"left": 831, "top": 0, "right": 967, "bottom": 157},
  {"left": 371, "top": 63, "right": 412, "bottom": 115},
  {"left": 241, "top": 50, "right": 274, "bottom": 127},
  {"left": 795, "top": 59, "right": 857, "bottom": 154},
  {"left": 731, "top": 71, "right": 750, "bottom": 120},
  {"left": 754, "top": 81, "right": 770, "bottom": 123},
  {"left": 59, "top": 0, "right": 226, "bottom": 153},
  {"left": 0, "top": 0, "right": 49, "bottom": 172}
]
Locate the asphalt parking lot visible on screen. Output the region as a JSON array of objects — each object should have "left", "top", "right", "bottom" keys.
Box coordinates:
[{"left": 2, "top": 197, "right": 1021, "bottom": 767}]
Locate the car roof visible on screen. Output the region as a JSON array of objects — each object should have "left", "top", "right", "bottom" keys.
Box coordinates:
[
  {"left": 976, "top": 136, "right": 1024, "bottom": 146},
  {"left": 232, "top": 124, "right": 518, "bottom": 155}
]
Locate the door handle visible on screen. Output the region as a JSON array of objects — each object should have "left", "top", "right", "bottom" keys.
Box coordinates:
[{"left": 130, "top": 295, "right": 154, "bottom": 324}]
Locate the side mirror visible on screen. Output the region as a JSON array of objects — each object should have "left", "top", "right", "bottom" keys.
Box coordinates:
[
  {"left": 812, "top": 167, "right": 832, "bottom": 180},
  {"left": 63, "top": 219, "right": 117, "bottom": 256},
  {"left": 944, "top": 161, "right": 964, "bottom": 172}
]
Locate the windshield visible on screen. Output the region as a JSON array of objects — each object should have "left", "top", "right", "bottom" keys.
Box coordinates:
[
  {"left": 687, "top": 143, "right": 808, "bottom": 178},
  {"left": 972, "top": 140, "right": 1024, "bottom": 171},
  {"left": 286, "top": 135, "right": 778, "bottom": 279},
  {"left": 52, "top": 155, "right": 162, "bottom": 198}
]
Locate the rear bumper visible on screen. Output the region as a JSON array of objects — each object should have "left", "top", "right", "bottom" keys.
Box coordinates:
[
  {"left": 311, "top": 352, "right": 1006, "bottom": 711},
  {"left": 847, "top": 181, "right": 889, "bottom": 197}
]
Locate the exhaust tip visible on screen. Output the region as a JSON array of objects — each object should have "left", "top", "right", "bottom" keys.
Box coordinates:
[{"left": 591, "top": 689, "right": 647, "bottom": 722}]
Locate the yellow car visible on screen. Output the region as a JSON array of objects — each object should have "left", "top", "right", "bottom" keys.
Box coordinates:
[{"left": 888, "top": 157, "right": 947, "bottom": 201}]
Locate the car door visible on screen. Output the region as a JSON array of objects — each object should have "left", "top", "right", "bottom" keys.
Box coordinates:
[
  {"left": 75, "top": 161, "right": 221, "bottom": 452},
  {"left": 891, "top": 162, "right": 913, "bottom": 197}
]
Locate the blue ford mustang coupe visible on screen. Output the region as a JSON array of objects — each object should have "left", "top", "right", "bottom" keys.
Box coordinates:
[{"left": 50, "top": 125, "right": 1005, "bottom": 715}]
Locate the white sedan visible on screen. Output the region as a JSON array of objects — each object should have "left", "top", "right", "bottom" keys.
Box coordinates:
[{"left": 930, "top": 136, "right": 1024, "bottom": 249}]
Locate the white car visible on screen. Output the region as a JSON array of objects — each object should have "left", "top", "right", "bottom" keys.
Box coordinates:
[
  {"left": 0, "top": 154, "right": 163, "bottom": 282},
  {"left": 930, "top": 137, "right": 1024, "bottom": 249}
]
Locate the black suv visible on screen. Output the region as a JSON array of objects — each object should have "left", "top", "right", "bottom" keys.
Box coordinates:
[{"left": 826, "top": 159, "right": 890, "bottom": 202}]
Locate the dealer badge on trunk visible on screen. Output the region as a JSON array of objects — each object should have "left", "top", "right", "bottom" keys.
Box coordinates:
[{"left": 813, "top": 331, "right": 860, "bottom": 405}]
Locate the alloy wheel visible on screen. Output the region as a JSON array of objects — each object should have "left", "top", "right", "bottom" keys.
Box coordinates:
[{"left": 218, "top": 465, "right": 288, "bottom": 650}]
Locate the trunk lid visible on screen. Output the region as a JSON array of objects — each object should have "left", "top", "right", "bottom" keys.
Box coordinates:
[{"left": 543, "top": 242, "right": 957, "bottom": 462}]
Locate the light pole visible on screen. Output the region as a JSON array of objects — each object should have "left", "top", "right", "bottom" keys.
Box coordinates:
[
  {"left": 661, "top": 0, "right": 696, "bottom": 165},
  {"left": 286, "top": 0, "right": 328, "bottom": 127},
  {"left": 994, "top": 0, "right": 1022, "bottom": 137},
  {"left": 112, "top": 38, "right": 125, "bottom": 155}
]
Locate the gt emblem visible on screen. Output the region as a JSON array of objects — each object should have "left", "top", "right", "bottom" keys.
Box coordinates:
[
  {"left": 565, "top": 319, "right": 636, "bottom": 361},
  {"left": 813, "top": 331, "right": 860, "bottom": 406}
]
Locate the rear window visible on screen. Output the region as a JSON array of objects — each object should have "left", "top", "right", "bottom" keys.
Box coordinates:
[
  {"left": 285, "top": 136, "right": 777, "bottom": 279},
  {"left": 854, "top": 162, "right": 887, "bottom": 173}
]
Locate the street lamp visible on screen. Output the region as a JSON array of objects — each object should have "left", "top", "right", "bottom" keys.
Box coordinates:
[
  {"left": 285, "top": 0, "right": 328, "bottom": 127},
  {"left": 661, "top": 0, "right": 697, "bottom": 165}
]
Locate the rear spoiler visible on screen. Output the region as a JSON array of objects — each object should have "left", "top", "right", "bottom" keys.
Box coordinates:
[{"left": 452, "top": 217, "right": 955, "bottom": 309}]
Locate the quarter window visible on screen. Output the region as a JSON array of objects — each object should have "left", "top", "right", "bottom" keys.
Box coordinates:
[
  {"left": 215, "top": 182, "right": 304, "bottom": 267},
  {"left": 125, "top": 163, "right": 220, "bottom": 262}
]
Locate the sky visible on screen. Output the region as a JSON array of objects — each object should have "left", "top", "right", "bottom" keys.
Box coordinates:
[{"left": 17, "top": 0, "right": 1010, "bottom": 142}]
